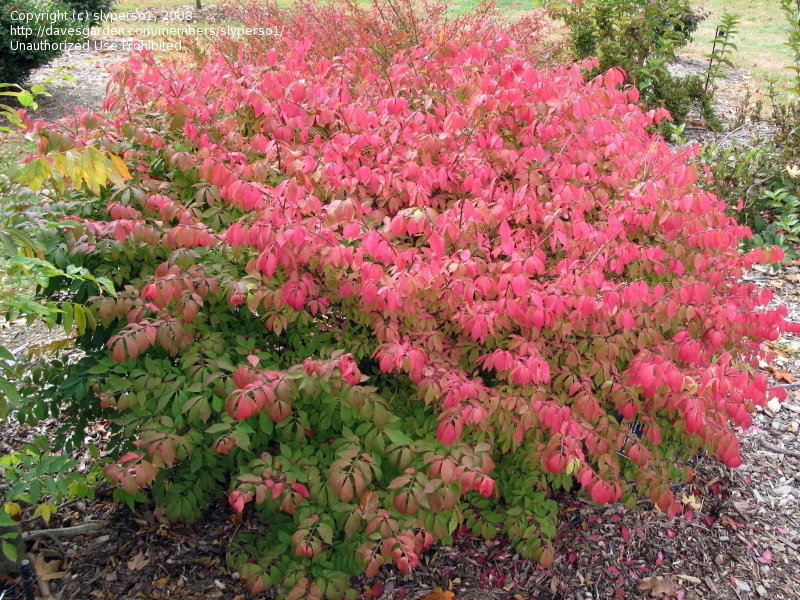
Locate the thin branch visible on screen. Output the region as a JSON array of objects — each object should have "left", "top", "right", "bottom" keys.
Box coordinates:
[
  {"left": 22, "top": 520, "right": 108, "bottom": 541},
  {"left": 759, "top": 439, "right": 800, "bottom": 459},
  {"left": 771, "top": 381, "right": 800, "bottom": 389}
]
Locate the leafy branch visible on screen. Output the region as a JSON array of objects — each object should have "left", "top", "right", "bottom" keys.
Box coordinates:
[
  {"left": 780, "top": 0, "right": 800, "bottom": 93},
  {"left": 704, "top": 12, "right": 741, "bottom": 95}
]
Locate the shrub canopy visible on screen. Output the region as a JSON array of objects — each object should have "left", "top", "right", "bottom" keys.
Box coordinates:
[{"left": 26, "top": 3, "right": 796, "bottom": 596}]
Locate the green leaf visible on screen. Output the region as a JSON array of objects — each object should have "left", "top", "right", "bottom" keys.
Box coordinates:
[
  {"left": 0, "top": 231, "right": 18, "bottom": 256},
  {"left": 73, "top": 305, "right": 86, "bottom": 335},
  {"left": 231, "top": 428, "right": 251, "bottom": 451},
  {"left": 205, "top": 423, "right": 232, "bottom": 435},
  {"left": 317, "top": 522, "right": 333, "bottom": 544},
  {"left": 448, "top": 510, "right": 460, "bottom": 533},
  {"left": 34, "top": 501, "right": 57, "bottom": 524},
  {"left": 1, "top": 540, "right": 18, "bottom": 562},
  {"left": 384, "top": 429, "right": 412, "bottom": 445},
  {"left": 95, "top": 276, "right": 117, "bottom": 297},
  {"left": 16, "top": 91, "right": 34, "bottom": 107},
  {"left": 0, "top": 378, "right": 21, "bottom": 405},
  {"left": 62, "top": 305, "right": 74, "bottom": 335},
  {"left": 538, "top": 516, "right": 557, "bottom": 539},
  {"left": 0, "top": 510, "right": 18, "bottom": 527}
]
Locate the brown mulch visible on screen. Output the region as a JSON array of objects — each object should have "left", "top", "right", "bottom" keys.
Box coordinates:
[
  {"left": 669, "top": 54, "right": 778, "bottom": 148},
  {"left": 0, "top": 493, "right": 247, "bottom": 600},
  {"left": 23, "top": 38, "right": 132, "bottom": 124}
]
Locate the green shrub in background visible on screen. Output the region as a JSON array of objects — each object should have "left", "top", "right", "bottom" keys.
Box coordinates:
[
  {"left": 702, "top": 142, "right": 800, "bottom": 257},
  {"left": 61, "top": 0, "right": 115, "bottom": 26},
  {"left": 700, "top": 2, "right": 800, "bottom": 259},
  {"left": 0, "top": 0, "right": 85, "bottom": 84},
  {"left": 702, "top": 93, "right": 800, "bottom": 258},
  {"left": 545, "top": 0, "right": 720, "bottom": 129},
  {"left": 547, "top": 0, "right": 700, "bottom": 67}
]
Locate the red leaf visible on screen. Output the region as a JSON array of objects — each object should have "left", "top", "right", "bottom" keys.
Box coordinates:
[{"left": 290, "top": 483, "right": 310, "bottom": 498}]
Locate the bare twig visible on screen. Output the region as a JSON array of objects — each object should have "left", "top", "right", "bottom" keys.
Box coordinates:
[
  {"left": 771, "top": 381, "right": 800, "bottom": 389},
  {"left": 22, "top": 520, "right": 107, "bottom": 541},
  {"left": 759, "top": 439, "right": 800, "bottom": 459},
  {"left": 38, "top": 577, "right": 51, "bottom": 600}
]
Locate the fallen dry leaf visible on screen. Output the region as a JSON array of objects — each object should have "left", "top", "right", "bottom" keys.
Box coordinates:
[
  {"left": 720, "top": 515, "right": 741, "bottom": 529},
  {"left": 33, "top": 552, "right": 66, "bottom": 581},
  {"left": 538, "top": 545, "right": 556, "bottom": 568},
  {"left": 681, "top": 493, "right": 703, "bottom": 511},
  {"left": 423, "top": 588, "right": 456, "bottom": 600},
  {"left": 756, "top": 549, "right": 773, "bottom": 564},
  {"left": 768, "top": 367, "right": 796, "bottom": 383},
  {"left": 153, "top": 506, "right": 171, "bottom": 525},
  {"left": 638, "top": 575, "right": 681, "bottom": 597},
  {"left": 127, "top": 550, "right": 150, "bottom": 572}
]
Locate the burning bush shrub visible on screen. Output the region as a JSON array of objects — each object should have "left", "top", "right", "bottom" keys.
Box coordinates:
[{"left": 27, "top": 3, "right": 795, "bottom": 597}]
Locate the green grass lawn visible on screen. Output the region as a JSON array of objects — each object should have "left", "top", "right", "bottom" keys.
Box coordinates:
[
  {"left": 452, "top": 0, "right": 538, "bottom": 13},
  {"left": 114, "top": 0, "right": 541, "bottom": 14},
  {"left": 115, "top": 0, "right": 193, "bottom": 9},
  {"left": 683, "top": 0, "right": 795, "bottom": 92}
]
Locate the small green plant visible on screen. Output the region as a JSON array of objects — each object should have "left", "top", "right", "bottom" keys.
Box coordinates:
[
  {"left": 658, "top": 120, "right": 688, "bottom": 144},
  {"left": 0, "top": 83, "right": 50, "bottom": 129},
  {"left": 701, "top": 140, "right": 800, "bottom": 258},
  {"left": 0, "top": 346, "right": 18, "bottom": 419},
  {"left": 0, "top": 509, "right": 22, "bottom": 564},
  {"left": 780, "top": 0, "right": 800, "bottom": 93},
  {"left": 0, "top": 438, "right": 102, "bottom": 565},
  {"left": 0, "top": 81, "right": 122, "bottom": 565},
  {"left": 1, "top": 438, "right": 100, "bottom": 513},
  {"left": 649, "top": 69, "right": 721, "bottom": 131},
  {"left": 704, "top": 12, "right": 740, "bottom": 95}
]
